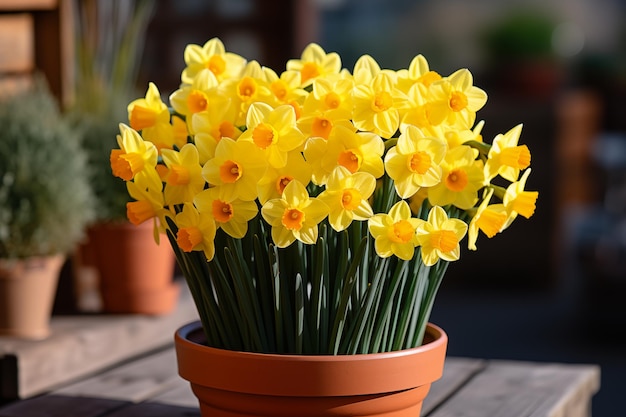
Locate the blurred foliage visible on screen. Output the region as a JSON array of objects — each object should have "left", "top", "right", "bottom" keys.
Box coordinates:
[
  {"left": 67, "top": 0, "right": 155, "bottom": 223},
  {"left": 0, "top": 80, "right": 95, "bottom": 259},
  {"left": 482, "top": 11, "right": 556, "bottom": 61}
]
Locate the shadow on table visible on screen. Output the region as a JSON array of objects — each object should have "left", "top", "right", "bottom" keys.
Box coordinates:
[{"left": 0, "top": 395, "right": 200, "bottom": 417}]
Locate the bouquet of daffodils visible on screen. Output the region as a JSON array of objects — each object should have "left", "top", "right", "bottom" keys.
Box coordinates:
[{"left": 111, "top": 38, "right": 537, "bottom": 355}]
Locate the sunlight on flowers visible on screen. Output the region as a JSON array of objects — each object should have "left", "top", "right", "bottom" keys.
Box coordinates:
[{"left": 110, "top": 37, "right": 540, "bottom": 355}]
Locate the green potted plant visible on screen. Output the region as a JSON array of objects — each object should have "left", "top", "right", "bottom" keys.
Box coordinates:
[
  {"left": 0, "top": 81, "right": 95, "bottom": 339},
  {"left": 68, "top": 0, "right": 179, "bottom": 315},
  {"left": 111, "top": 38, "right": 539, "bottom": 415}
]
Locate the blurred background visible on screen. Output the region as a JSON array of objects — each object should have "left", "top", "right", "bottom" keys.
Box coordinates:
[{"left": 1, "top": 0, "right": 625, "bottom": 415}]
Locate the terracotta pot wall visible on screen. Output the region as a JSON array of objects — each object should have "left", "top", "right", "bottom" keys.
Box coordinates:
[
  {"left": 87, "top": 221, "right": 179, "bottom": 314},
  {"left": 0, "top": 254, "right": 65, "bottom": 339},
  {"left": 175, "top": 321, "right": 448, "bottom": 417}
]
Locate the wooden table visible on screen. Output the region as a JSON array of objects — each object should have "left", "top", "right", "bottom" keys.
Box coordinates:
[
  {"left": 0, "top": 346, "right": 600, "bottom": 417},
  {"left": 0, "top": 289, "right": 601, "bottom": 417}
]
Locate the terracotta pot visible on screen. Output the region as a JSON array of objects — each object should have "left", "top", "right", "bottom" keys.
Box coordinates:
[
  {"left": 87, "top": 221, "right": 179, "bottom": 315},
  {"left": 0, "top": 254, "right": 65, "bottom": 339},
  {"left": 175, "top": 321, "right": 447, "bottom": 417}
]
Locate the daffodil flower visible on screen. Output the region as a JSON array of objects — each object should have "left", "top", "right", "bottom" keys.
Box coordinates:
[
  {"left": 238, "top": 102, "right": 306, "bottom": 168},
  {"left": 261, "top": 180, "right": 328, "bottom": 247},
  {"left": 415, "top": 205, "right": 468, "bottom": 266},
  {"left": 385, "top": 125, "right": 447, "bottom": 199},
  {"left": 181, "top": 37, "right": 247, "bottom": 84},
  {"left": 110, "top": 124, "right": 158, "bottom": 181},
  {"left": 194, "top": 187, "right": 258, "bottom": 239},
  {"left": 484, "top": 124, "right": 530, "bottom": 182},
  {"left": 318, "top": 166, "right": 376, "bottom": 231},
  {"left": 263, "top": 68, "right": 308, "bottom": 107},
  {"left": 368, "top": 200, "right": 421, "bottom": 261},
  {"left": 257, "top": 150, "right": 312, "bottom": 205},
  {"left": 127, "top": 82, "right": 171, "bottom": 137},
  {"left": 174, "top": 203, "right": 217, "bottom": 261},
  {"left": 191, "top": 97, "right": 240, "bottom": 164},
  {"left": 286, "top": 43, "right": 342, "bottom": 87},
  {"left": 352, "top": 72, "right": 406, "bottom": 138},
  {"left": 161, "top": 144, "right": 205, "bottom": 205},
  {"left": 400, "top": 82, "right": 448, "bottom": 132},
  {"left": 214, "top": 61, "right": 273, "bottom": 125},
  {"left": 169, "top": 70, "right": 220, "bottom": 133},
  {"left": 396, "top": 54, "right": 443, "bottom": 93},
  {"left": 126, "top": 92, "right": 189, "bottom": 154},
  {"left": 429, "top": 69, "right": 487, "bottom": 130},
  {"left": 202, "top": 137, "right": 267, "bottom": 202},
  {"left": 467, "top": 188, "right": 507, "bottom": 251},
  {"left": 125, "top": 166, "right": 165, "bottom": 226},
  {"left": 502, "top": 168, "right": 538, "bottom": 228},
  {"left": 309, "top": 124, "right": 384, "bottom": 185},
  {"left": 427, "top": 145, "right": 484, "bottom": 210}
]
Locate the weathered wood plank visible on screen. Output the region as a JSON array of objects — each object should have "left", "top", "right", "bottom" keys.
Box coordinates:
[
  {"left": 423, "top": 357, "right": 487, "bottom": 415},
  {"left": 0, "top": 395, "right": 130, "bottom": 417},
  {"left": 427, "top": 360, "right": 601, "bottom": 417},
  {"left": 0, "top": 348, "right": 184, "bottom": 416},
  {"left": 104, "top": 402, "right": 200, "bottom": 417},
  {"left": 0, "top": 285, "right": 198, "bottom": 400},
  {"left": 54, "top": 349, "right": 180, "bottom": 402},
  {"left": 146, "top": 375, "right": 199, "bottom": 408}
]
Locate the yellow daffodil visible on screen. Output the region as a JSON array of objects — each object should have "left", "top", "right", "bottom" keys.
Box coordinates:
[
  {"left": 415, "top": 205, "right": 468, "bottom": 266},
  {"left": 467, "top": 188, "right": 507, "bottom": 251},
  {"left": 219, "top": 61, "right": 273, "bottom": 125},
  {"left": 174, "top": 203, "right": 217, "bottom": 261},
  {"left": 353, "top": 72, "right": 406, "bottom": 138},
  {"left": 261, "top": 180, "right": 329, "bottom": 247},
  {"left": 484, "top": 124, "right": 530, "bottom": 182},
  {"left": 286, "top": 43, "right": 342, "bottom": 87},
  {"left": 368, "top": 200, "right": 421, "bottom": 261},
  {"left": 430, "top": 69, "right": 487, "bottom": 130},
  {"left": 396, "top": 54, "right": 443, "bottom": 93},
  {"left": 181, "top": 37, "right": 247, "bottom": 84},
  {"left": 433, "top": 120, "right": 484, "bottom": 149},
  {"left": 191, "top": 98, "right": 240, "bottom": 164},
  {"left": 126, "top": 165, "right": 165, "bottom": 226},
  {"left": 128, "top": 83, "right": 180, "bottom": 152},
  {"left": 318, "top": 166, "right": 376, "bottom": 231},
  {"left": 502, "top": 168, "right": 538, "bottom": 228},
  {"left": 263, "top": 68, "right": 308, "bottom": 108},
  {"left": 400, "top": 82, "right": 448, "bottom": 132},
  {"left": 385, "top": 125, "right": 447, "bottom": 199},
  {"left": 194, "top": 187, "right": 258, "bottom": 239},
  {"left": 111, "top": 124, "right": 158, "bottom": 181},
  {"left": 257, "top": 150, "right": 312, "bottom": 205},
  {"left": 328, "top": 125, "right": 385, "bottom": 176},
  {"left": 169, "top": 70, "right": 220, "bottom": 133},
  {"left": 238, "top": 102, "right": 306, "bottom": 168},
  {"left": 352, "top": 54, "right": 381, "bottom": 85},
  {"left": 161, "top": 144, "right": 205, "bottom": 205},
  {"left": 297, "top": 109, "right": 355, "bottom": 141},
  {"left": 309, "top": 77, "right": 354, "bottom": 114},
  {"left": 128, "top": 83, "right": 170, "bottom": 133},
  {"left": 202, "top": 137, "right": 267, "bottom": 202},
  {"left": 427, "top": 145, "right": 484, "bottom": 209}
]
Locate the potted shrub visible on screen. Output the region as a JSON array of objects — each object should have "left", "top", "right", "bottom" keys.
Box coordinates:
[
  {"left": 68, "top": 0, "right": 179, "bottom": 315},
  {"left": 0, "top": 82, "right": 95, "bottom": 339},
  {"left": 111, "top": 38, "right": 539, "bottom": 415}
]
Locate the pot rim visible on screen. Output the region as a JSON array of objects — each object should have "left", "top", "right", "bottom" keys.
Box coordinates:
[{"left": 174, "top": 320, "right": 448, "bottom": 396}]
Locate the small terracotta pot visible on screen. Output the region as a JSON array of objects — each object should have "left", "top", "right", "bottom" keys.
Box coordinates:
[
  {"left": 175, "top": 321, "right": 448, "bottom": 417},
  {"left": 0, "top": 254, "right": 65, "bottom": 339},
  {"left": 87, "top": 221, "right": 178, "bottom": 315}
]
